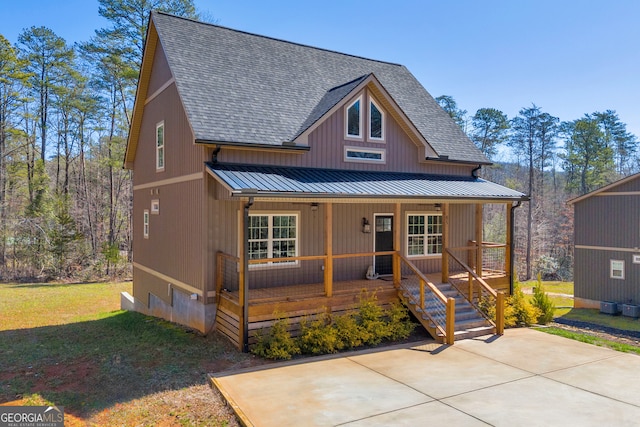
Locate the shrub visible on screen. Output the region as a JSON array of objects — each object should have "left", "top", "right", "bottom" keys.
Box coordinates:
[
  {"left": 506, "top": 281, "right": 540, "bottom": 327},
  {"left": 298, "top": 314, "right": 340, "bottom": 355},
  {"left": 333, "top": 313, "right": 368, "bottom": 350},
  {"left": 356, "top": 291, "right": 389, "bottom": 345},
  {"left": 251, "top": 315, "right": 300, "bottom": 360},
  {"left": 531, "top": 274, "right": 555, "bottom": 325},
  {"left": 385, "top": 302, "right": 415, "bottom": 341}
]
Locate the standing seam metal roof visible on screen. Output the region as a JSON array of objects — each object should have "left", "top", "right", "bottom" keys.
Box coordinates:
[{"left": 207, "top": 163, "right": 527, "bottom": 200}]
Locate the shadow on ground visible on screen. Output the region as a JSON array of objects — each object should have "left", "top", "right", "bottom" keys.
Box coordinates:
[{"left": 0, "top": 311, "right": 252, "bottom": 418}]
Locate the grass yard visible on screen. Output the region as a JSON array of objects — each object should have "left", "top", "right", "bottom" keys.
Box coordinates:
[{"left": 0, "top": 282, "right": 253, "bottom": 426}]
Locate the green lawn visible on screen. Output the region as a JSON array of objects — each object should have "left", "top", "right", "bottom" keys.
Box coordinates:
[
  {"left": 521, "top": 280, "right": 574, "bottom": 295},
  {"left": 0, "top": 282, "right": 246, "bottom": 426},
  {"left": 557, "top": 308, "right": 640, "bottom": 333}
]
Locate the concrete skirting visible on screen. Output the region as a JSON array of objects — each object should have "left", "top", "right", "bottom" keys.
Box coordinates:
[{"left": 121, "top": 289, "right": 217, "bottom": 333}]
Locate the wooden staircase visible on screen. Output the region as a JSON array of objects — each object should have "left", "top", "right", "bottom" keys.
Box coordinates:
[{"left": 400, "top": 280, "right": 495, "bottom": 342}]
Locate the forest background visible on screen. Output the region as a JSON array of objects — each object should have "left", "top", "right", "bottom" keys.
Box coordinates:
[{"left": 0, "top": 0, "right": 637, "bottom": 282}]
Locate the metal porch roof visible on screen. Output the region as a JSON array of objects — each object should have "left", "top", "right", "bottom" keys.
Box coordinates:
[{"left": 206, "top": 163, "right": 527, "bottom": 202}]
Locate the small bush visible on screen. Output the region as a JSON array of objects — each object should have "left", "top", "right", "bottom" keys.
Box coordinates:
[
  {"left": 333, "top": 313, "right": 368, "bottom": 350},
  {"left": 385, "top": 302, "right": 415, "bottom": 341},
  {"left": 298, "top": 314, "right": 340, "bottom": 355},
  {"left": 251, "top": 315, "right": 300, "bottom": 360},
  {"left": 356, "top": 291, "right": 389, "bottom": 345},
  {"left": 506, "top": 282, "right": 540, "bottom": 327},
  {"left": 532, "top": 274, "right": 555, "bottom": 325}
]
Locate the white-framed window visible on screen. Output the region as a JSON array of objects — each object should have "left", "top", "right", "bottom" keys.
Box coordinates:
[
  {"left": 345, "top": 96, "right": 362, "bottom": 139},
  {"left": 406, "top": 213, "right": 443, "bottom": 257},
  {"left": 156, "top": 121, "right": 165, "bottom": 171},
  {"left": 369, "top": 98, "right": 385, "bottom": 141},
  {"left": 344, "top": 146, "right": 385, "bottom": 163},
  {"left": 143, "top": 209, "right": 150, "bottom": 239},
  {"left": 248, "top": 213, "right": 298, "bottom": 267},
  {"left": 633, "top": 254, "right": 640, "bottom": 264},
  {"left": 610, "top": 259, "right": 624, "bottom": 279},
  {"left": 151, "top": 199, "right": 160, "bottom": 214}
]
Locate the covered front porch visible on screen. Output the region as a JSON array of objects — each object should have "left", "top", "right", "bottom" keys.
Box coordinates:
[{"left": 207, "top": 163, "right": 527, "bottom": 350}]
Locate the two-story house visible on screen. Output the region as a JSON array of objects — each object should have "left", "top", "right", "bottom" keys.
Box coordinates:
[{"left": 124, "top": 12, "right": 527, "bottom": 350}]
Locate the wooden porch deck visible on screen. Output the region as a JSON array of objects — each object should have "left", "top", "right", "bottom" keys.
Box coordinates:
[{"left": 215, "top": 271, "right": 509, "bottom": 349}]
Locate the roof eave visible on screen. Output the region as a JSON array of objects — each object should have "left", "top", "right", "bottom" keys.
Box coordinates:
[{"left": 195, "top": 139, "right": 311, "bottom": 152}]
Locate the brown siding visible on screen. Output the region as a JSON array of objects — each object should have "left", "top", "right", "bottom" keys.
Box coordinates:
[
  {"left": 215, "top": 88, "right": 473, "bottom": 177},
  {"left": 134, "top": 178, "right": 204, "bottom": 293},
  {"left": 147, "top": 42, "right": 173, "bottom": 96},
  {"left": 133, "top": 83, "right": 202, "bottom": 186},
  {"left": 208, "top": 195, "right": 479, "bottom": 288}
]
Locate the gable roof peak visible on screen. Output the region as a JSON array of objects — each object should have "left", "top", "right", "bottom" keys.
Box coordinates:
[{"left": 152, "top": 11, "right": 403, "bottom": 68}]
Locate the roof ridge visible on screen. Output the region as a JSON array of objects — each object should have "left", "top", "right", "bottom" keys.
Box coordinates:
[{"left": 153, "top": 11, "right": 403, "bottom": 67}]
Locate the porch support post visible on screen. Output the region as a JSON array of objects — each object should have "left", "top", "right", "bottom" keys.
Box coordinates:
[
  {"left": 475, "top": 203, "right": 483, "bottom": 278},
  {"left": 505, "top": 202, "right": 513, "bottom": 289},
  {"left": 441, "top": 203, "right": 450, "bottom": 284},
  {"left": 241, "top": 197, "right": 253, "bottom": 353},
  {"left": 393, "top": 203, "right": 401, "bottom": 287},
  {"left": 324, "top": 202, "right": 333, "bottom": 297}
]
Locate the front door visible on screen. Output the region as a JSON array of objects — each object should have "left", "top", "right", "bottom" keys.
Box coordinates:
[{"left": 374, "top": 215, "right": 393, "bottom": 275}]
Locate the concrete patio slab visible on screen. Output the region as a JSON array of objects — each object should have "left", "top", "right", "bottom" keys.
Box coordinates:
[
  {"left": 341, "top": 400, "right": 488, "bottom": 426},
  {"left": 455, "top": 327, "right": 619, "bottom": 374},
  {"left": 349, "top": 342, "right": 531, "bottom": 399},
  {"left": 544, "top": 352, "right": 640, "bottom": 407},
  {"left": 210, "top": 329, "right": 640, "bottom": 426},
  {"left": 442, "top": 375, "right": 640, "bottom": 427},
  {"left": 212, "top": 355, "right": 431, "bottom": 426}
]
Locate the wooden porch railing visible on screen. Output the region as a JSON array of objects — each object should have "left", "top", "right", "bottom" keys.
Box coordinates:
[
  {"left": 398, "top": 254, "right": 456, "bottom": 345},
  {"left": 446, "top": 248, "right": 505, "bottom": 335}
]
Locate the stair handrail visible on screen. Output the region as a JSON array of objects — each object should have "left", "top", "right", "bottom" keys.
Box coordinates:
[
  {"left": 445, "top": 248, "right": 505, "bottom": 334},
  {"left": 398, "top": 254, "right": 454, "bottom": 343}
]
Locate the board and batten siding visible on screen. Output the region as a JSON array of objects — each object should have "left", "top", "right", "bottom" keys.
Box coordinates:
[
  {"left": 207, "top": 192, "right": 478, "bottom": 289},
  {"left": 133, "top": 78, "right": 204, "bottom": 186},
  {"left": 134, "top": 178, "right": 205, "bottom": 303},
  {"left": 132, "top": 43, "right": 209, "bottom": 305},
  {"left": 147, "top": 41, "right": 173, "bottom": 96},
  {"left": 214, "top": 87, "right": 474, "bottom": 177},
  {"left": 574, "top": 248, "right": 640, "bottom": 304},
  {"left": 574, "top": 181, "right": 640, "bottom": 304}
]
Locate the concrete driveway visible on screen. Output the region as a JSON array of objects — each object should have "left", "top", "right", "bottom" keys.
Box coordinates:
[{"left": 210, "top": 328, "right": 640, "bottom": 426}]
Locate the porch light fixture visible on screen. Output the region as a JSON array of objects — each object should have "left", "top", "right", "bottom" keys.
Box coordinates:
[
  {"left": 362, "top": 217, "right": 371, "bottom": 233},
  {"left": 434, "top": 203, "right": 442, "bottom": 211}
]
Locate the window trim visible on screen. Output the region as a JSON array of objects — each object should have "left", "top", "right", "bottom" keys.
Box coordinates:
[
  {"left": 143, "top": 209, "right": 149, "bottom": 239},
  {"left": 406, "top": 212, "right": 443, "bottom": 258},
  {"left": 610, "top": 259, "right": 625, "bottom": 280},
  {"left": 344, "top": 146, "right": 386, "bottom": 163},
  {"left": 633, "top": 254, "right": 640, "bottom": 264},
  {"left": 345, "top": 95, "right": 363, "bottom": 140},
  {"left": 368, "top": 98, "right": 385, "bottom": 142},
  {"left": 156, "top": 121, "right": 165, "bottom": 172},
  {"left": 247, "top": 212, "right": 300, "bottom": 269}
]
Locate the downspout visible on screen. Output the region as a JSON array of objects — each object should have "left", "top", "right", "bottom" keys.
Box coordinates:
[
  {"left": 509, "top": 201, "right": 523, "bottom": 294},
  {"left": 242, "top": 196, "right": 254, "bottom": 353},
  {"left": 471, "top": 165, "right": 482, "bottom": 178}
]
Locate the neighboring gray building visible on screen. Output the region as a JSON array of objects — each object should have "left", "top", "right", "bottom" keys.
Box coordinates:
[{"left": 570, "top": 173, "right": 640, "bottom": 309}]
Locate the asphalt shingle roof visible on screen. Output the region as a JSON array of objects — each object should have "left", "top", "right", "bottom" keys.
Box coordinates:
[
  {"left": 152, "top": 12, "right": 489, "bottom": 164},
  {"left": 207, "top": 163, "right": 526, "bottom": 201}
]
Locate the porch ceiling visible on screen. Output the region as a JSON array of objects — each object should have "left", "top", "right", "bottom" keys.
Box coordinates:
[{"left": 206, "top": 162, "right": 528, "bottom": 202}]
